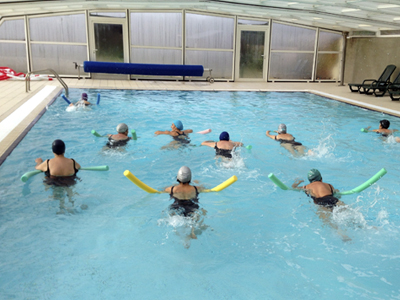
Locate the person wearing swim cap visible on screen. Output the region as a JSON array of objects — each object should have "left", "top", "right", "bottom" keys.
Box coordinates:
[
  {"left": 292, "top": 169, "right": 350, "bottom": 242},
  {"left": 155, "top": 120, "right": 193, "bottom": 139},
  {"left": 266, "top": 123, "right": 310, "bottom": 156},
  {"left": 364, "top": 119, "right": 398, "bottom": 137},
  {"left": 106, "top": 123, "right": 131, "bottom": 147},
  {"left": 69, "top": 92, "right": 92, "bottom": 107},
  {"left": 292, "top": 169, "right": 344, "bottom": 209},
  {"left": 155, "top": 120, "right": 193, "bottom": 149},
  {"left": 201, "top": 131, "right": 243, "bottom": 158},
  {"left": 164, "top": 166, "right": 207, "bottom": 243},
  {"left": 35, "top": 139, "right": 81, "bottom": 184}
]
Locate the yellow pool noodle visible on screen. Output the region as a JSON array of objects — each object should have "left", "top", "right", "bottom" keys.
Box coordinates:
[
  {"left": 124, "top": 170, "right": 160, "bottom": 193},
  {"left": 203, "top": 175, "right": 238, "bottom": 192}
]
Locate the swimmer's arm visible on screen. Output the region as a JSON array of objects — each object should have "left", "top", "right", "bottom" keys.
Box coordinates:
[
  {"left": 291, "top": 179, "right": 305, "bottom": 190},
  {"left": 183, "top": 129, "right": 193, "bottom": 134},
  {"left": 266, "top": 131, "right": 276, "bottom": 139},
  {"left": 75, "top": 161, "right": 81, "bottom": 170},
  {"left": 164, "top": 186, "right": 173, "bottom": 193},
  {"left": 392, "top": 129, "right": 398, "bottom": 133},
  {"left": 34, "top": 158, "right": 47, "bottom": 172},
  {"left": 201, "top": 141, "right": 215, "bottom": 147},
  {"left": 154, "top": 130, "right": 171, "bottom": 135},
  {"left": 232, "top": 141, "right": 243, "bottom": 147}
]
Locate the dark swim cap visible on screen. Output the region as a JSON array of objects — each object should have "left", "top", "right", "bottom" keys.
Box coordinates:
[
  {"left": 219, "top": 131, "right": 230, "bottom": 141},
  {"left": 52, "top": 139, "right": 65, "bottom": 155},
  {"left": 380, "top": 119, "right": 390, "bottom": 129},
  {"left": 82, "top": 93, "right": 88, "bottom": 100},
  {"left": 308, "top": 169, "right": 322, "bottom": 183}
]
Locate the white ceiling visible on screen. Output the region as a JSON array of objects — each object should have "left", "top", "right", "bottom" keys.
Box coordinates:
[{"left": 1, "top": 0, "right": 400, "bottom": 33}]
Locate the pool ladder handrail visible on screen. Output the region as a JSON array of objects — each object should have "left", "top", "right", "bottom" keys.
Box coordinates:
[{"left": 25, "top": 68, "right": 69, "bottom": 97}]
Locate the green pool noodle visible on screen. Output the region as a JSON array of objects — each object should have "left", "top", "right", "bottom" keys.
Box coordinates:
[
  {"left": 361, "top": 128, "right": 369, "bottom": 133},
  {"left": 80, "top": 165, "right": 109, "bottom": 171},
  {"left": 21, "top": 165, "right": 109, "bottom": 182},
  {"left": 20, "top": 170, "right": 42, "bottom": 182},
  {"left": 92, "top": 130, "right": 103, "bottom": 137},
  {"left": 268, "top": 168, "right": 387, "bottom": 196},
  {"left": 246, "top": 145, "right": 252, "bottom": 150},
  {"left": 268, "top": 173, "right": 301, "bottom": 192},
  {"left": 131, "top": 129, "right": 137, "bottom": 140},
  {"left": 337, "top": 168, "right": 387, "bottom": 195}
]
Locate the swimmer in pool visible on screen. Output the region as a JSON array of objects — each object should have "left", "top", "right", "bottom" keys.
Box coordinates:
[
  {"left": 35, "top": 140, "right": 82, "bottom": 213},
  {"left": 164, "top": 166, "right": 207, "bottom": 246},
  {"left": 68, "top": 92, "right": 91, "bottom": 107},
  {"left": 201, "top": 131, "right": 243, "bottom": 158},
  {"left": 266, "top": 123, "right": 310, "bottom": 157},
  {"left": 106, "top": 123, "right": 131, "bottom": 147},
  {"left": 155, "top": 120, "right": 193, "bottom": 149},
  {"left": 364, "top": 119, "right": 398, "bottom": 137},
  {"left": 292, "top": 169, "right": 350, "bottom": 242},
  {"left": 35, "top": 139, "right": 81, "bottom": 180}
]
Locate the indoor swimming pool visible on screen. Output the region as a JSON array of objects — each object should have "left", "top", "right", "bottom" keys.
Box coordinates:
[{"left": 0, "top": 89, "right": 399, "bottom": 299}]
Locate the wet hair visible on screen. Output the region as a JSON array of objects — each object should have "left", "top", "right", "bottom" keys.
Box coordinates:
[
  {"left": 52, "top": 139, "right": 65, "bottom": 155},
  {"left": 380, "top": 119, "right": 390, "bottom": 129},
  {"left": 219, "top": 131, "right": 230, "bottom": 141}
]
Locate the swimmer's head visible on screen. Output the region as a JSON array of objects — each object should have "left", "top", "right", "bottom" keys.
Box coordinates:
[
  {"left": 117, "top": 123, "right": 128, "bottom": 133},
  {"left": 278, "top": 123, "right": 287, "bottom": 134},
  {"left": 308, "top": 169, "right": 322, "bottom": 183},
  {"left": 173, "top": 120, "right": 183, "bottom": 130},
  {"left": 219, "top": 131, "right": 230, "bottom": 141},
  {"left": 81, "top": 93, "right": 88, "bottom": 100},
  {"left": 52, "top": 139, "right": 65, "bottom": 155},
  {"left": 177, "top": 166, "right": 191, "bottom": 183},
  {"left": 380, "top": 119, "right": 390, "bottom": 129}
]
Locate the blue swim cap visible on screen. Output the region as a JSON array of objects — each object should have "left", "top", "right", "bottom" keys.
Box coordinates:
[
  {"left": 219, "top": 131, "right": 230, "bottom": 141},
  {"left": 173, "top": 120, "right": 183, "bottom": 130}
]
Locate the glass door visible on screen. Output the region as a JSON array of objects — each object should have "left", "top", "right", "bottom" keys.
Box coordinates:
[
  {"left": 89, "top": 16, "right": 129, "bottom": 79},
  {"left": 236, "top": 27, "right": 269, "bottom": 81},
  {"left": 93, "top": 23, "right": 124, "bottom": 62}
]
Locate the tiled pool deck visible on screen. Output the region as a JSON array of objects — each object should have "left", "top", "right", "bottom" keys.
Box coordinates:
[{"left": 1, "top": 79, "right": 400, "bottom": 164}]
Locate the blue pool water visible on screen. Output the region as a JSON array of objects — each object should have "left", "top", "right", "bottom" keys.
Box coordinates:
[{"left": 0, "top": 90, "right": 400, "bottom": 299}]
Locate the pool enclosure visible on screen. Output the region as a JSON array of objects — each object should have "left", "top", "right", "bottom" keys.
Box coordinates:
[{"left": 0, "top": 10, "right": 343, "bottom": 82}]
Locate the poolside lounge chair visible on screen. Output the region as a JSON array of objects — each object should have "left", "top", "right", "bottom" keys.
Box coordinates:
[
  {"left": 348, "top": 64, "right": 396, "bottom": 95},
  {"left": 373, "top": 71, "right": 400, "bottom": 97},
  {"left": 388, "top": 72, "right": 400, "bottom": 100}
]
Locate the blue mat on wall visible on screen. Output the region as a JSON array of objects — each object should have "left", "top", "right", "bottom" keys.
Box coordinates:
[{"left": 83, "top": 61, "right": 204, "bottom": 77}]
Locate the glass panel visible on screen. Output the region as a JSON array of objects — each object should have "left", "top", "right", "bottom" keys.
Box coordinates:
[
  {"left": 316, "top": 53, "right": 340, "bottom": 80},
  {"left": 0, "top": 43, "right": 27, "bottom": 72},
  {"left": 269, "top": 52, "right": 314, "bottom": 80},
  {"left": 238, "top": 19, "right": 269, "bottom": 26},
  {"left": 0, "top": 19, "right": 25, "bottom": 41},
  {"left": 29, "top": 14, "right": 86, "bottom": 43},
  {"left": 318, "top": 31, "right": 343, "bottom": 52},
  {"left": 240, "top": 31, "right": 265, "bottom": 79},
  {"left": 131, "top": 48, "right": 182, "bottom": 64},
  {"left": 90, "top": 12, "right": 126, "bottom": 18},
  {"left": 94, "top": 23, "right": 124, "bottom": 62},
  {"left": 186, "top": 13, "right": 234, "bottom": 49},
  {"left": 271, "top": 23, "right": 316, "bottom": 51},
  {"left": 186, "top": 50, "right": 233, "bottom": 79},
  {"left": 31, "top": 44, "right": 88, "bottom": 75},
  {"left": 130, "top": 12, "right": 182, "bottom": 48}
]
